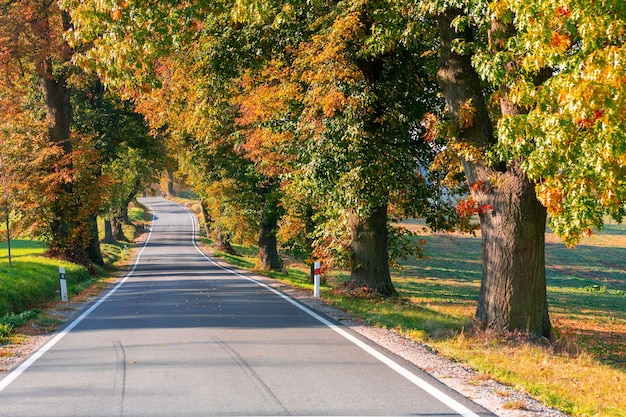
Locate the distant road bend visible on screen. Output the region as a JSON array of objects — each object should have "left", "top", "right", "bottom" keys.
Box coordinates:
[{"left": 0, "top": 197, "right": 493, "bottom": 417}]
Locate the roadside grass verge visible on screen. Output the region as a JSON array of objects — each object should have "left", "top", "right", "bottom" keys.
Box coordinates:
[
  {"left": 0, "top": 239, "right": 98, "bottom": 345},
  {"left": 1, "top": 205, "right": 147, "bottom": 342},
  {"left": 208, "top": 223, "right": 625, "bottom": 417},
  {"left": 98, "top": 205, "right": 147, "bottom": 267},
  {"left": 0, "top": 240, "right": 93, "bottom": 318}
]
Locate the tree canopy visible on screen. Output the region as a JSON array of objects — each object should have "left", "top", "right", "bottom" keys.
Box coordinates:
[
  {"left": 0, "top": 0, "right": 163, "bottom": 265},
  {"left": 63, "top": 0, "right": 459, "bottom": 286},
  {"left": 489, "top": 0, "right": 626, "bottom": 245},
  {"left": 2, "top": 0, "right": 624, "bottom": 336}
]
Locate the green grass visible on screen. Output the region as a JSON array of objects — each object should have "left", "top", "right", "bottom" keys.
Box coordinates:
[
  {"left": 97, "top": 205, "right": 149, "bottom": 266},
  {"left": 0, "top": 205, "right": 147, "bottom": 342},
  {"left": 128, "top": 206, "right": 147, "bottom": 223},
  {"left": 210, "top": 244, "right": 316, "bottom": 292},
  {"left": 0, "top": 240, "right": 93, "bottom": 318},
  {"left": 0, "top": 309, "right": 41, "bottom": 328}
]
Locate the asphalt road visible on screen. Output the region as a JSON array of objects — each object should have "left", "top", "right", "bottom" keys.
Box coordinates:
[{"left": 0, "top": 197, "right": 493, "bottom": 417}]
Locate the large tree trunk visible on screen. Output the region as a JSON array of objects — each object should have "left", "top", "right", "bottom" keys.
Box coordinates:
[
  {"left": 214, "top": 227, "right": 237, "bottom": 255},
  {"left": 200, "top": 201, "right": 211, "bottom": 238},
  {"left": 37, "top": 10, "right": 90, "bottom": 264},
  {"left": 258, "top": 222, "right": 281, "bottom": 271},
  {"left": 473, "top": 163, "right": 550, "bottom": 335},
  {"left": 116, "top": 203, "right": 129, "bottom": 224},
  {"left": 166, "top": 170, "right": 176, "bottom": 196},
  {"left": 257, "top": 197, "right": 282, "bottom": 271},
  {"left": 112, "top": 209, "right": 127, "bottom": 242},
  {"left": 437, "top": 9, "right": 551, "bottom": 337},
  {"left": 41, "top": 67, "right": 79, "bottom": 260},
  {"left": 86, "top": 214, "right": 104, "bottom": 266},
  {"left": 41, "top": 76, "right": 72, "bottom": 154},
  {"left": 348, "top": 205, "right": 396, "bottom": 298},
  {"left": 112, "top": 181, "right": 142, "bottom": 242},
  {"left": 103, "top": 216, "right": 115, "bottom": 244}
]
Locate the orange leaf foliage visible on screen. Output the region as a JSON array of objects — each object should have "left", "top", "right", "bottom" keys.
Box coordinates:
[
  {"left": 322, "top": 90, "right": 347, "bottom": 118},
  {"left": 554, "top": 5, "right": 571, "bottom": 18},
  {"left": 458, "top": 99, "right": 476, "bottom": 128},
  {"left": 111, "top": 8, "right": 122, "bottom": 21},
  {"left": 550, "top": 31, "right": 571, "bottom": 51}
]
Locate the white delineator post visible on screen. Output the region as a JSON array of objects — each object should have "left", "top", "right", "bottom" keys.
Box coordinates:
[
  {"left": 313, "top": 261, "right": 321, "bottom": 298},
  {"left": 59, "top": 267, "right": 68, "bottom": 303}
]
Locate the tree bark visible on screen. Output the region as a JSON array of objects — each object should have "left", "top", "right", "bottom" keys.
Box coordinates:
[
  {"left": 258, "top": 222, "right": 281, "bottom": 271},
  {"left": 437, "top": 9, "right": 551, "bottom": 337},
  {"left": 214, "top": 227, "right": 237, "bottom": 255},
  {"left": 36, "top": 9, "right": 92, "bottom": 264},
  {"left": 116, "top": 202, "right": 130, "bottom": 224},
  {"left": 257, "top": 196, "right": 282, "bottom": 271},
  {"left": 103, "top": 216, "right": 115, "bottom": 244},
  {"left": 41, "top": 63, "right": 75, "bottom": 255},
  {"left": 348, "top": 205, "right": 396, "bottom": 298},
  {"left": 86, "top": 214, "right": 104, "bottom": 266},
  {"left": 40, "top": 66, "right": 81, "bottom": 260},
  {"left": 111, "top": 189, "right": 138, "bottom": 242},
  {"left": 112, "top": 209, "right": 127, "bottom": 242},
  {"left": 346, "top": 27, "right": 397, "bottom": 299},
  {"left": 166, "top": 170, "right": 175, "bottom": 196},
  {"left": 200, "top": 201, "right": 211, "bottom": 238},
  {"left": 475, "top": 162, "right": 550, "bottom": 335}
]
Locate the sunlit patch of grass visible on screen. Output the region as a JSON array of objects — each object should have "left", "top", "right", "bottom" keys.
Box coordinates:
[
  {"left": 214, "top": 245, "right": 321, "bottom": 293},
  {"left": 128, "top": 205, "right": 147, "bottom": 224},
  {"left": 434, "top": 335, "right": 625, "bottom": 417},
  {"left": 328, "top": 293, "right": 468, "bottom": 340},
  {"left": 503, "top": 400, "right": 527, "bottom": 410},
  {"left": 214, "top": 249, "right": 256, "bottom": 270},
  {"left": 0, "top": 240, "right": 94, "bottom": 317},
  {"left": 99, "top": 237, "right": 139, "bottom": 269}
]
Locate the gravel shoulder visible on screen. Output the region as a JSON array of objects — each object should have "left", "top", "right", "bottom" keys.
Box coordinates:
[{"left": 1, "top": 257, "right": 569, "bottom": 417}]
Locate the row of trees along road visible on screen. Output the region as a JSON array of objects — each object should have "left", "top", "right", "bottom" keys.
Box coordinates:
[
  {"left": 0, "top": 0, "right": 165, "bottom": 267},
  {"left": 3, "top": 0, "right": 623, "bottom": 338}
]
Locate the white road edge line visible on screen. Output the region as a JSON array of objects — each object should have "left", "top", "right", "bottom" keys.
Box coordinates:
[
  {"left": 180, "top": 201, "right": 482, "bottom": 417},
  {"left": 0, "top": 211, "right": 156, "bottom": 393}
]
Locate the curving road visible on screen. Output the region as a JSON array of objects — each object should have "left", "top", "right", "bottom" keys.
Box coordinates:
[{"left": 0, "top": 198, "right": 493, "bottom": 417}]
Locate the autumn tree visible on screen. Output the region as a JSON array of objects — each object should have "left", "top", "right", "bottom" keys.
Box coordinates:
[
  {"left": 184, "top": 137, "right": 285, "bottom": 269},
  {"left": 65, "top": 1, "right": 291, "bottom": 269},
  {"left": 72, "top": 78, "right": 162, "bottom": 244},
  {"left": 196, "top": 2, "right": 451, "bottom": 285},
  {"left": 146, "top": 30, "right": 288, "bottom": 270},
  {"left": 65, "top": 0, "right": 463, "bottom": 281},
  {"left": 420, "top": 0, "right": 626, "bottom": 337},
  {"left": 0, "top": 77, "right": 49, "bottom": 246},
  {"left": 0, "top": 0, "right": 97, "bottom": 263},
  {"left": 282, "top": 1, "right": 448, "bottom": 296}
]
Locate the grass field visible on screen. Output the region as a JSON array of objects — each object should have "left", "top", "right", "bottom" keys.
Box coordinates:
[
  {"left": 0, "top": 240, "right": 94, "bottom": 319},
  {"left": 0, "top": 205, "right": 147, "bottom": 339},
  {"left": 399, "top": 220, "right": 626, "bottom": 364},
  {"left": 207, "top": 218, "right": 626, "bottom": 417},
  {"left": 391, "top": 221, "right": 626, "bottom": 417}
]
